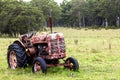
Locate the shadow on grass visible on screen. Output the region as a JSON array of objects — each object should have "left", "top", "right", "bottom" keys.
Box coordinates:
[{"left": 5, "top": 65, "right": 80, "bottom": 76}]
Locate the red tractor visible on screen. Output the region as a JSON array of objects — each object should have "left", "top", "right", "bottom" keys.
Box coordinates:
[
  {"left": 7, "top": 14, "right": 79, "bottom": 73},
  {"left": 7, "top": 31, "right": 79, "bottom": 73}
]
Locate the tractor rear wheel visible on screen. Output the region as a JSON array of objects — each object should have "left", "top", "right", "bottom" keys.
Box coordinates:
[
  {"left": 7, "top": 43, "right": 27, "bottom": 69},
  {"left": 32, "top": 57, "right": 47, "bottom": 73},
  {"left": 64, "top": 57, "right": 79, "bottom": 71}
]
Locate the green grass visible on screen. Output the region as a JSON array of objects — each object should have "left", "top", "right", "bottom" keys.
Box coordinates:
[{"left": 0, "top": 27, "right": 120, "bottom": 80}]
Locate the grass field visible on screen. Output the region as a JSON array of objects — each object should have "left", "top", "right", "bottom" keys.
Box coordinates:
[{"left": 0, "top": 27, "right": 120, "bottom": 80}]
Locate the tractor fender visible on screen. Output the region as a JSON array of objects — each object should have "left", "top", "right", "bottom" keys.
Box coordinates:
[{"left": 13, "top": 40, "right": 26, "bottom": 48}]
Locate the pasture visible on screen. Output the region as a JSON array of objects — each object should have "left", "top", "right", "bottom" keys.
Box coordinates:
[{"left": 0, "top": 27, "right": 120, "bottom": 80}]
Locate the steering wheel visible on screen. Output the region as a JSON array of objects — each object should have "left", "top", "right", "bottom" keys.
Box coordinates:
[{"left": 28, "top": 31, "right": 36, "bottom": 39}]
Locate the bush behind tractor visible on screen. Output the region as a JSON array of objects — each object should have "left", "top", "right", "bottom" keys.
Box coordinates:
[{"left": 7, "top": 17, "right": 79, "bottom": 73}]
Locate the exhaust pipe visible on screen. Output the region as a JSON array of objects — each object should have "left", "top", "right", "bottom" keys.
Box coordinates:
[
  {"left": 49, "top": 16, "right": 52, "bottom": 33},
  {"left": 49, "top": 9, "right": 53, "bottom": 33}
]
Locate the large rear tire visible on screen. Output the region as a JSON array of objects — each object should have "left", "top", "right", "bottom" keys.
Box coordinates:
[
  {"left": 64, "top": 57, "right": 79, "bottom": 71},
  {"left": 7, "top": 43, "right": 27, "bottom": 69},
  {"left": 32, "top": 57, "right": 47, "bottom": 73}
]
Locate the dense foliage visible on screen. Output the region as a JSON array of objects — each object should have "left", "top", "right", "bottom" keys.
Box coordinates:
[
  {"left": 0, "top": 0, "right": 120, "bottom": 35},
  {"left": 0, "top": 0, "right": 61, "bottom": 35},
  {"left": 61, "top": 0, "right": 120, "bottom": 27}
]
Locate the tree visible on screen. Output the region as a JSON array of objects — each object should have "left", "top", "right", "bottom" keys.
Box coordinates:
[
  {"left": 30, "top": 0, "right": 61, "bottom": 27},
  {"left": 0, "top": 0, "right": 44, "bottom": 35},
  {"left": 60, "top": 0, "right": 73, "bottom": 27}
]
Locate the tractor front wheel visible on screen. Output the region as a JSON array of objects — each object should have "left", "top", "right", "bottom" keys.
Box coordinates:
[
  {"left": 32, "top": 57, "right": 47, "bottom": 73},
  {"left": 64, "top": 57, "right": 79, "bottom": 71}
]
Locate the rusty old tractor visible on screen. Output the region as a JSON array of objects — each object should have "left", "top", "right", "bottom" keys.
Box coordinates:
[
  {"left": 7, "top": 31, "right": 79, "bottom": 73},
  {"left": 7, "top": 16, "right": 79, "bottom": 73}
]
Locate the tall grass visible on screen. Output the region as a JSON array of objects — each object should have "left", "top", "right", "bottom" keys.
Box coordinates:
[{"left": 0, "top": 27, "right": 120, "bottom": 80}]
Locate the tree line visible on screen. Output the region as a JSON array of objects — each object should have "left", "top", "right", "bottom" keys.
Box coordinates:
[
  {"left": 61, "top": 0, "right": 120, "bottom": 27},
  {"left": 0, "top": 0, "right": 61, "bottom": 35},
  {"left": 0, "top": 0, "right": 120, "bottom": 35}
]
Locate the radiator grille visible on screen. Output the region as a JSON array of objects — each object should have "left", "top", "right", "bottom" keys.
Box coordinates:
[{"left": 50, "top": 38, "right": 66, "bottom": 53}]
